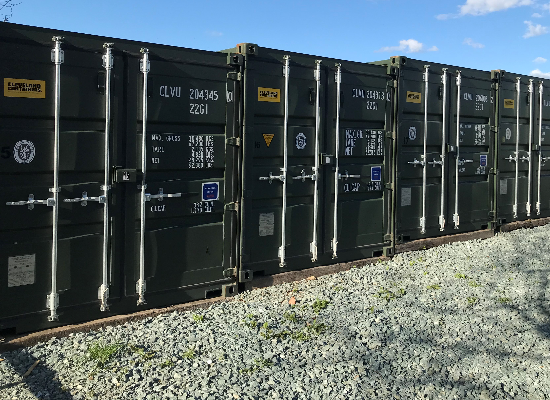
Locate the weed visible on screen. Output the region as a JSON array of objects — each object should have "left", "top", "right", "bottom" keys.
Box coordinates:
[
  {"left": 160, "top": 359, "right": 175, "bottom": 368},
  {"left": 369, "top": 306, "right": 375, "bottom": 313},
  {"left": 332, "top": 285, "right": 343, "bottom": 292},
  {"left": 311, "top": 299, "right": 330, "bottom": 314},
  {"left": 283, "top": 312, "right": 298, "bottom": 323},
  {"left": 128, "top": 344, "right": 155, "bottom": 362},
  {"left": 292, "top": 287, "right": 299, "bottom": 293},
  {"left": 260, "top": 322, "right": 273, "bottom": 339},
  {"left": 181, "top": 346, "right": 195, "bottom": 359},
  {"left": 498, "top": 297, "right": 511, "bottom": 304},
  {"left": 87, "top": 342, "right": 124, "bottom": 369},
  {"left": 426, "top": 284, "right": 441, "bottom": 290},
  {"left": 468, "top": 281, "right": 481, "bottom": 288},
  {"left": 467, "top": 297, "right": 478, "bottom": 306},
  {"left": 307, "top": 319, "right": 328, "bottom": 335},
  {"left": 192, "top": 314, "right": 204, "bottom": 323},
  {"left": 239, "top": 358, "right": 274, "bottom": 374},
  {"left": 243, "top": 314, "right": 258, "bottom": 328},
  {"left": 374, "top": 287, "right": 406, "bottom": 301},
  {"left": 454, "top": 273, "right": 468, "bottom": 279}
]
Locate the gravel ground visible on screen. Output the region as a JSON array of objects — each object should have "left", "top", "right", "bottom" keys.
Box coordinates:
[{"left": 1, "top": 226, "right": 550, "bottom": 400}]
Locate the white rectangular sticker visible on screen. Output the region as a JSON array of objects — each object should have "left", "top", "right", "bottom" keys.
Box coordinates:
[
  {"left": 401, "top": 187, "right": 412, "bottom": 207},
  {"left": 259, "top": 213, "right": 274, "bottom": 237},
  {"left": 8, "top": 254, "right": 36, "bottom": 287},
  {"left": 500, "top": 179, "right": 508, "bottom": 195}
]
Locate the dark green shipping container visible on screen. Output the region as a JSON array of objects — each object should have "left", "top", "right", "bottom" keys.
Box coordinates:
[
  {"left": 223, "top": 44, "right": 393, "bottom": 278},
  {"left": 0, "top": 23, "right": 239, "bottom": 333},
  {"left": 373, "top": 57, "right": 494, "bottom": 243}
]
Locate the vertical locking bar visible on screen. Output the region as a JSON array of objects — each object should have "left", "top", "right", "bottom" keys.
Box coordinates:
[
  {"left": 99, "top": 44, "right": 113, "bottom": 311},
  {"left": 47, "top": 36, "right": 64, "bottom": 322},
  {"left": 137, "top": 48, "right": 150, "bottom": 304},
  {"left": 332, "top": 64, "right": 342, "bottom": 258},
  {"left": 513, "top": 77, "right": 520, "bottom": 218},
  {"left": 537, "top": 81, "right": 544, "bottom": 215},
  {"left": 453, "top": 71, "right": 462, "bottom": 229},
  {"left": 278, "top": 55, "right": 290, "bottom": 268},
  {"left": 420, "top": 65, "right": 429, "bottom": 234},
  {"left": 311, "top": 60, "right": 321, "bottom": 262},
  {"left": 439, "top": 69, "right": 447, "bottom": 231},
  {"left": 527, "top": 79, "right": 533, "bottom": 216}
]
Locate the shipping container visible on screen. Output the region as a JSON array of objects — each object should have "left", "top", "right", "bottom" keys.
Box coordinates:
[
  {"left": 0, "top": 23, "right": 238, "bottom": 333},
  {"left": 373, "top": 57, "right": 494, "bottom": 243},
  {"left": 223, "top": 44, "right": 393, "bottom": 279},
  {"left": 492, "top": 71, "right": 550, "bottom": 222}
]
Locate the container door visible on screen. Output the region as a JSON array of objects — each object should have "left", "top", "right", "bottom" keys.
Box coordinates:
[
  {"left": 447, "top": 69, "right": 493, "bottom": 232},
  {"left": 324, "top": 64, "right": 392, "bottom": 261},
  {"left": 239, "top": 51, "right": 321, "bottom": 276},
  {"left": 127, "top": 48, "right": 235, "bottom": 306},
  {"left": 534, "top": 80, "right": 550, "bottom": 217},
  {"left": 395, "top": 61, "right": 449, "bottom": 241},
  {"left": 496, "top": 73, "right": 532, "bottom": 223},
  {"left": 0, "top": 34, "right": 123, "bottom": 326}
]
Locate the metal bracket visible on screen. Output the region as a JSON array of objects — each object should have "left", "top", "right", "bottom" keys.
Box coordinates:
[
  {"left": 223, "top": 268, "right": 236, "bottom": 278},
  {"left": 408, "top": 158, "right": 424, "bottom": 167},
  {"left": 292, "top": 169, "right": 316, "bottom": 182},
  {"left": 520, "top": 155, "right": 530, "bottom": 162},
  {"left": 46, "top": 293, "right": 59, "bottom": 321},
  {"left": 139, "top": 48, "right": 150, "bottom": 73},
  {"left": 51, "top": 36, "right": 64, "bottom": 64},
  {"left": 226, "top": 137, "right": 241, "bottom": 146},
  {"left": 505, "top": 153, "right": 518, "bottom": 163},
  {"left": 7, "top": 194, "right": 55, "bottom": 210},
  {"left": 338, "top": 171, "right": 360, "bottom": 180},
  {"left": 427, "top": 158, "right": 443, "bottom": 167},
  {"left": 64, "top": 191, "right": 106, "bottom": 206},
  {"left": 145, "top": 188, "right": 182, "bottom": 202},
  {"left": 259, "top": 170, "right": 285, "bottom": 184},
  {"left": 224, "top": 202, "right": 239, "bottom": 212}
]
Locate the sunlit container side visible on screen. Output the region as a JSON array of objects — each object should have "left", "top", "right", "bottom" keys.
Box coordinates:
[
  {"left": 222, "top": 44, "right": 393, "bottom": 279},
  {"left": 372, "top": 57, "right": 494, "bottom": 243},
  {"left": 492, "top": 70, "right": 547, "bottom": 223}
]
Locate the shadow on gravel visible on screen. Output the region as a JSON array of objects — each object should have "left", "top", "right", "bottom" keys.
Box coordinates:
[{"left": 0, "top": 349, "right": 74, "bottom": 400}]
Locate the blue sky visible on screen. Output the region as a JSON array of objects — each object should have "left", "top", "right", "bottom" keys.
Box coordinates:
[{"left": 4, "top": 0, "right": 550, "bottom": 77}]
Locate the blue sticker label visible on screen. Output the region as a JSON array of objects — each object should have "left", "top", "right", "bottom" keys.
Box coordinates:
[
  {"left": 202, "top": 182, "right": 219, "bottom": 201},
  {"left": 371, "top": 166, "right": 382, "bottom": 182},
  {"left": 480, "top": 155, "right": 487, "bottom": 167}
]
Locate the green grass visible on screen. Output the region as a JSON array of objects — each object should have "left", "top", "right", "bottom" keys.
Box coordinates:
[
  {"left": 454, "top": 273, "right": 468, "bottom": 279},
  {"left": 181, "top": 346, "right": 195, "bottom": 359},
  {"left": 311, "top": 299, "right": 330, "bottom": 314},
  {"left": 374, "top": 287, "right": 406, "bottom": 302},
  {"left": 467, "top": 296, "right": 478, "bottom": 306},
  {"left": 497, "top": 297, "right": 511, "bottom": 304},
  {"left": 283, "top": 312, "right": 298, "bottom": 323},
  {"left": 468, "top": 280, "right": 481, "bottom": 288},
  {"left": 128, "top": 344, "right": 155, "bottom": 362},
  {"left": 239, "top": 358, "right": 273, "bottom": 374},
  {"left": 160, "top": 359, "right": 175, "bottom": 368},
  {"left": 88, "top": 342, "right": 125, "bottom": 369},
  {"left": 426, "top": 284, "right": 441, "bottom": 290},
  {"left": 243, "top": 313, "right": 258, "bottom": 328},
  {"left": 192, "top": 314, "right": 204, "bottom": 323}
]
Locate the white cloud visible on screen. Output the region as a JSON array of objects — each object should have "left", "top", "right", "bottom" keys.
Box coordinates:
[
  {"left": 534, "top": 57, "right": 547, "bottom": 63},
  {"left": 206, "top": 31, "right": 223, "bottom": 37},
  {"left": 542, "top": 2, "right": 550, "bottom": 11},
  {"left": 376, "top": 39, "right": 438, "bottom": 53},
  {"left": 437, "top": 0, "right": 532, "bottom": 19},
  {"left": 524, "top": 21, "right": 549, "bottom": 38},
  {"left": 532, "top": 12, "right": 543, "bottom": 17},
  {"left": 463, "top": 38, "right": 485, "bottom": 48},
  {"left": 531, "top": 69, "right": 550, "bottom": 78}
]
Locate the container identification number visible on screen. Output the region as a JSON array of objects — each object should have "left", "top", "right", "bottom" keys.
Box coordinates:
[{"left": 189, "top": 88, "right": 219, "bottom": 115}]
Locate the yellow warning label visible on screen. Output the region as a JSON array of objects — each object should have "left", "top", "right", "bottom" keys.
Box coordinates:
[
  {"left": 263, "top": 133, "right": 274, "bottom": 147},
  {"left": 258, "top": 87, "right": 281, "bottom": 102},
  {"left": 406, "top": 91, "right": 421, "bottom": 104},
  {"left": 504, "top": 99, "right": 515, "bottom": 109},
  {"left": 4, "top": 78, "right": 46, "bottom": 98}
]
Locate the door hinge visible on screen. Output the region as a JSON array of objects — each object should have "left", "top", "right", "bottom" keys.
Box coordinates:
[
  {"left": 223, "top": 268, "right": 236, "bottom": 278},
  {"left": 226, "top": 137, "right": 241, "bottom": 146},
  {"left": 385, "top": 182, "right": 394, "bottom": 190},
  {"left": 489, "top": 168, "right": 496, "bottom": 175},
  {"left": 225, "top": 202, "right": 239, "bottom": 212},
  {"left": 227, "top": 71, "right": 242, "bottom": 81},
  {"left": 227, "top": 54, "right": 244, "bottom": 67}
]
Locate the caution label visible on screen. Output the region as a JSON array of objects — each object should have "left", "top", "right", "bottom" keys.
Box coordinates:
[
  {"left": 504, "top": 99, "right": 515, "bottom": 109},
  {"left": 258, "top": 87, "right": 281, "bottom": 102},
  {"left": 263, "top": 133, "right": 274, "bottom": 147},
  {"left": 4, "top": 78, "right": 46, "bottom": 98},
  {"left": 406, "top": 91, "right": 421, "bottom": 103}
]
